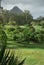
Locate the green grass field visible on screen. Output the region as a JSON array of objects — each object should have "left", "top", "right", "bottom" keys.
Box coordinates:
[{"left": 7, "top": 48, "right": 44, "bottom": 65}]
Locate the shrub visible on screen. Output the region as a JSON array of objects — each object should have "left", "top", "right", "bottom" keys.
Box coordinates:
[
  {"left": 13, "top": 26, "right": 35, "bottom": 44},
  {"left": 0, "top": 26, "right": 25, "bottom": 65}
]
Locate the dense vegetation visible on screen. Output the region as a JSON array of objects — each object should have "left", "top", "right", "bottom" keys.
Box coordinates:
[
  {"left": 0, "top": 9, "right": 44, "bottom": 65},
  {"left": 4, "top": 25, "right": 44, "bottom": 45},
  {"left": 0, "top": 26, "right": 25, "bottom": 65},
  {"left": 0, "top": 10, "right": 44, "bottom": 46}
]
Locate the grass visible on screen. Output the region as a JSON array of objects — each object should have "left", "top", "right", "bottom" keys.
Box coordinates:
[
  {"left": 7, "top": 41, "right": 44, "bottom": 49},
  {"left": 6, "top": 41, "right": 44, "bottom": 65},
  {"left": 6, "top": 48, "right": 44, "bottom": 65}
]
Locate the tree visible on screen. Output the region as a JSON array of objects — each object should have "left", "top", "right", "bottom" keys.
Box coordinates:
[
  {"left": 0, "top": 15, "right": 3, "bottom": 25},
  {"left": 9, "top": 13, "right": 15, "bottom": 22},
  {"left": 9, "top": 10, "right": 33, "bottom": 25},
  {"left": 0, "top": 10, "right": 9, "bottom": 25},
  {"left": 23, "top": 10, "right": 33, "bottom": 25},
  {"left": 2, "top": 10, "right": 9, "bottom": 25}
]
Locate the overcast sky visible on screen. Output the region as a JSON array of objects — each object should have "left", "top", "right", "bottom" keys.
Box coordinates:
[{"left": 1, "top": 0, "right": 44, "bottom": 18}]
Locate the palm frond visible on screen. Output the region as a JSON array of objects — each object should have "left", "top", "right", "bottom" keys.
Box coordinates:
[
  {"left": 18, "top": 58, "right": 26, "bottom": 65},
  {"left": 0, "top": 45, "right": 6, "bottom": 62}
]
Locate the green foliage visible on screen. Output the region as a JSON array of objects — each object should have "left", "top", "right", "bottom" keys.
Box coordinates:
[
  {"left": 0, "top": 16, "right": 3, "bottom": 25},
  {"left": 29, "top": 31, "right": 43, "bottom": 43},
  {"left": 13, "top": 26, "right": 33, "bottom": 43},
  {"left": 0, "top": 45, "right": 6, "bottom": 62},
  {"left": 13, "top": 25, "right": 44, "bottom": 44},
  {"left": 4, "top": 25, "right": 44, "bottom": 44},
  {"left": 0, "top": 45, "right": 25, "bottom": 65},
  {"left": 0, "top": 26, "right": 25, "bottom": 65},
  {"left": 0, "top": 26, "right": 7, "bottom": 44}
]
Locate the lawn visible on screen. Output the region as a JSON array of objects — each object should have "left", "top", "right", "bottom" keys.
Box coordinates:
[{"left": 7, "top": 48, "right": 44, "bottom": 65}]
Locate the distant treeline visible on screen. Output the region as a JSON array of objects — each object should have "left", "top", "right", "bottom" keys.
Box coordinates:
[{"left": 0, "top": 10, "right": 44, "bottom": 25}]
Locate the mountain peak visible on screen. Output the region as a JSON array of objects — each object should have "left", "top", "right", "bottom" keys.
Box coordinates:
[{"left": 10, "top": 6, "right": 23, "bottom": 14}]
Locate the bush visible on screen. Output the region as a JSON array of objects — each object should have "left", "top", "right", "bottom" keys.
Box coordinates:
[
  {"left": 4, "top": 25, "right": 44, "bottom": 44},
  {"left": 13, "top": 26, "right": 35, "bottom": 44},
  {"left": 30, "top": 31, "right": 44, "bottom": 43},
  {"left": 0, "top": 26, "right": 25, "bottom": 65}
]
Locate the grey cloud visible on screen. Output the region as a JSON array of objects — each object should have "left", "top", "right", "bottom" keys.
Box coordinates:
[{"left": 2, "top": 0, "right": 44, "bottom": 6}]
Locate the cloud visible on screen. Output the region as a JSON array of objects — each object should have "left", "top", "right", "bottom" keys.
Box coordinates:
[
  {"left": 2, "top": 0, "right": 44, "bottom": 6},
  {"left": 1, "top": 0, "right": 44, "bottom": 18}
]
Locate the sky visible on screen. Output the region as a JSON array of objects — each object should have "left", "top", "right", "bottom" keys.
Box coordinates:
[{"left": 1, "top": 0, "right": 44, "bottom": 19}]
